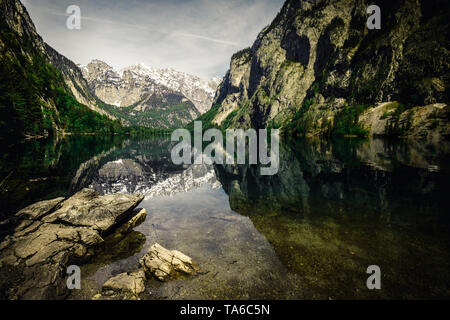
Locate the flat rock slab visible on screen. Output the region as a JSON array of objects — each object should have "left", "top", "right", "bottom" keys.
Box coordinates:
[
  {"left": 140, "top": 243, "right": 202, "bottom": 281},
  {"left": 0, "top": 188, "right": 144, "bottom": 300},
  {"left": 42, "top": 189, "right": 144, "bottom": 234}
]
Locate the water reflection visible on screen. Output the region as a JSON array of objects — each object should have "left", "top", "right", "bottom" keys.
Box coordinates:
[
  {"left": 216, "top": 138, "right": 450, "bottom": 229},
  {"left": 215, "top": 137, "right": 450, "bottom": 299},
  {"left": 1, "top": 135, "right": 449, "bottom": 299},
  {"left": 0, "top": 135, "right": 125, "bottom": 219},
  {"left": 69, "top": 138, "right": 221, "bottom": 197}
]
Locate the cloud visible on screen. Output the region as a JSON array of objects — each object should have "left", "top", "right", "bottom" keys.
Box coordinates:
[
  {"left": 171, "top": 32, "right": 243, "bottom": 47},
  {"left": 22, "top": 0, "right": 284, "bottom": 78}
]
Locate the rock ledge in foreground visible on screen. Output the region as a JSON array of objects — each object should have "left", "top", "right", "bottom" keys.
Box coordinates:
[{"left": 0, "top": 188, "right": 144, "bottom": 300}]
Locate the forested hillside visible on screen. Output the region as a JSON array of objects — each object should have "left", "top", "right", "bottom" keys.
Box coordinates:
[{"left": 0, "top": 20, "right": 126, "bottom": 139}]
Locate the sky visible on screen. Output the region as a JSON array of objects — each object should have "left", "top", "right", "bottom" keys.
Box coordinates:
[{"left": 22, "top": 0, "right": 285, "bottom": 79}]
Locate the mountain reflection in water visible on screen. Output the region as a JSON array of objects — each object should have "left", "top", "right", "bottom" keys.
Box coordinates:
[
  {"left": 1, "top": 136, "right": 449, "bottom": 299},
  {"left": 215, "top": 137, "right": 450, "bottom": 299}
]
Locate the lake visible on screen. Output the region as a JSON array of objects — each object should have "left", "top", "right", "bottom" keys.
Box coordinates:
[{"left": 1, "top": 135, "right": 449, "bottom": 299}]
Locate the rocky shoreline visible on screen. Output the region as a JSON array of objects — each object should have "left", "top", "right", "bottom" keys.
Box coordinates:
[{"left": 0, "top": 188, "right": 200, "bottom": 300}]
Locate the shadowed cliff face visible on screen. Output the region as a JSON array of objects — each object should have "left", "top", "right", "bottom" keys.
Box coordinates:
[
  {"left": 214, "top": 137, "right": 450, "bottom": 299},
  {"left": 211, "top": 0, "right": 449, "bottom": 137}
]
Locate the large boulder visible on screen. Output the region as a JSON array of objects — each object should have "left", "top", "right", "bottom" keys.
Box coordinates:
[
  {"left": 41, "top": 188, "right": 144, "bottom": 235},
  {"left": 0, "top": 189, "right": 145, "bottom": 300}
]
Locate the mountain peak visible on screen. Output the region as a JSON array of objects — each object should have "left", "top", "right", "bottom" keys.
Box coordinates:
[
  {"left": 82, "top": 62, "right": 220, "bottom": 113},
  {"left": 87, "top": 59, "right": 113, "bottom": 69},
  {"left": 119, "top": 63, "right": 153, "bottom": 77}
]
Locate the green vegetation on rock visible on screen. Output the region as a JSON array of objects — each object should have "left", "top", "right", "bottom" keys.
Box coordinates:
[{"left": 331, "top": 104, "right": 369, "bottom": 137}]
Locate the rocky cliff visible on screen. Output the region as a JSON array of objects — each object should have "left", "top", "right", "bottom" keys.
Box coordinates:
[{"left": 210, "top": 0, "right": 449, "bottom": 139}]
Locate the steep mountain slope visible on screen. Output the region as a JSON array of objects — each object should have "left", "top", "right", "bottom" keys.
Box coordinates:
[
  {"left": 81, "top": 60, "right": 217, "bottom": 128},
  {"left": 210, "top": 0, "right": 449, "bottom": 140},
  {"left": 1, "top": 0, "right": 114, "bottom": 119},
  {"left": 0, "top": 0, "right": 122, "bottom": 139},
  {"left": 44, "top": 46, "right": 113, "bottom": 118}
]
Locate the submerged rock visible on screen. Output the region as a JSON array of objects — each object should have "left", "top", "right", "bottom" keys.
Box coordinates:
[
  {"left": 92, "top": 293, "right": 102, "bottom": 300},
  {"left": 139, "top": 243, "right": 202, "bottom": 281},
  {"left": 0, "top": 188, "right": 144, "bottom": 300},
  {"left": 89, "top": 243, "right": 201, "bottom": 300},
  {"left": 102, "top": 270, "right": 146, "bottom": 295}
]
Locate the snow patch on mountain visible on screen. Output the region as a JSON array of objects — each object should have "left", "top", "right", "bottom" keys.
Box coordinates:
[{"left": 81, "top": 60, "right": 221, "bottom": 114}]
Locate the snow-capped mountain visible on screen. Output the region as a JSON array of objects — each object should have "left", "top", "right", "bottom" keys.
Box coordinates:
[
  {"left": 81, "top": 60, "right": 221, "bottom": 114},
  {"left": 80, "top": 60, "right": 196, "bottom": 128},
  {"left": 119, "top": 64, "right": 222, "bottom": 114}
]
